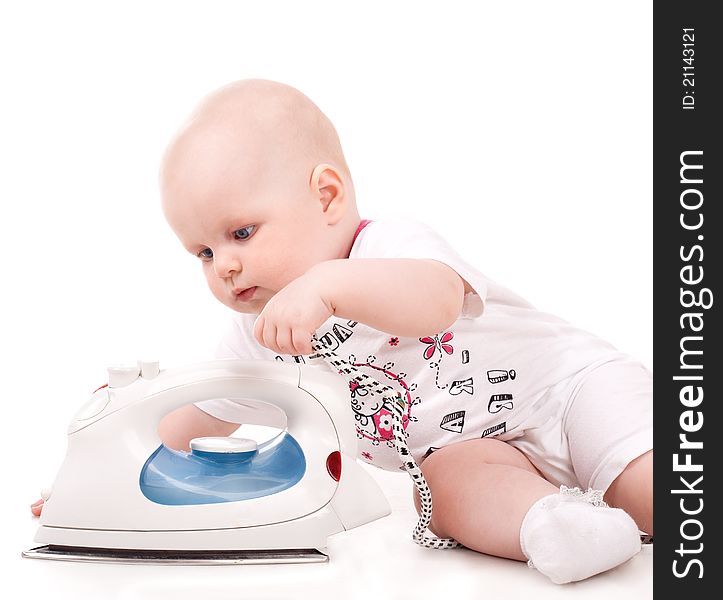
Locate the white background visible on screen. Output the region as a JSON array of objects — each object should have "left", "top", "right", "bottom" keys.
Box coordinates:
[{"left": 1, "top": 1, "right": 652, "bottom": 598}]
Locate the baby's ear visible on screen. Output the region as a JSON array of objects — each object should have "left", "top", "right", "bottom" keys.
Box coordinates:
[{"left": 309, "top": 163, "right": 346, "bottom": 222}]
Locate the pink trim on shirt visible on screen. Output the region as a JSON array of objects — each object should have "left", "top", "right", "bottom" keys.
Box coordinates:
[{"left": 353, "top": 219, "right": 372, "bottom": 245}]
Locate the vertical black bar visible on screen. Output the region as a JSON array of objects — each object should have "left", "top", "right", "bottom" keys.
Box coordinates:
[{"left": 654, "top": 2, "right": 721, "bottom": 594}]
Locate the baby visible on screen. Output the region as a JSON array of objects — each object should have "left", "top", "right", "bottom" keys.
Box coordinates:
[{"left": 31, "top": 79, "right": 652, "bottom": 584}]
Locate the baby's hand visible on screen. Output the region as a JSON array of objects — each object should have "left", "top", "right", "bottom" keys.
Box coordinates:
[
  {"left": 253, "top": 271, "right": 333, "bottom": 356},
  {"left": 30, "top": 498, "right": 44, "bottom": 517}
]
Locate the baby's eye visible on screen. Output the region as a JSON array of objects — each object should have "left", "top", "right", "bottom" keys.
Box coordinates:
[
  {"left": 234, "top": 225, "right": 255, "bottom": 240},
  {"left": 197, "top": 248, "right": 213, "bottom": 260}
]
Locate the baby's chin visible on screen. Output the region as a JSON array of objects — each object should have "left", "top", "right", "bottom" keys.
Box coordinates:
[
  {"left": 221, "top": 294, "right": 267, "bottom": 315},
  {"left": 226, "top": 301, "right": 264, "bottom": 315}
]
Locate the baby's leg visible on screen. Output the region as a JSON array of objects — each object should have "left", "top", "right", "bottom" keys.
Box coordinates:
[
  {"left": 412, "top": 438, "right": 557, "bottom": 560},
  {"left": 561, "top": 358, "right": 653, "bottom": 535},
  {"left": 412, "top": 437, "right": 642, "bottom": 584},
  {"left": 605, "top": 449, "right": 653, "bottom": 535}
]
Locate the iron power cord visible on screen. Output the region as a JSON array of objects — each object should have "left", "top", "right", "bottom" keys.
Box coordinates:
[{"left": 311, "top": 338, "right": 462, "bottom": 550}]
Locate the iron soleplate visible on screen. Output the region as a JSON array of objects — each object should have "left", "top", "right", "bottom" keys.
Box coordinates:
[{"left": 22, "top": 545, "right": 328, "bottom": 565}]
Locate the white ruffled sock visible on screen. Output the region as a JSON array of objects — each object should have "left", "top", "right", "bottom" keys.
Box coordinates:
[{"left": 519, "top": 485, "right": 642, "bottom": 584}]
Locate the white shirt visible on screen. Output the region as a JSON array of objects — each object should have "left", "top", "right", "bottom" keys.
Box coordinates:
[{"left": 197, "top": 217, "right": 623, "bottom": 471}]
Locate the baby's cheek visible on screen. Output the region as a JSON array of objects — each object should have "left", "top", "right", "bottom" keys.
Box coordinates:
[
  {"left": 269, "top": 258, "right": 312, "bottom": 290},
  {"left": 203, "top": 271, "right": 228, "bottom": 302}
]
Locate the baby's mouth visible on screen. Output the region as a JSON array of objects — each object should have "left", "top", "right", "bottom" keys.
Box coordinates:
[{"left": 234, "top": 286, "right": 257, "bottom": 302}]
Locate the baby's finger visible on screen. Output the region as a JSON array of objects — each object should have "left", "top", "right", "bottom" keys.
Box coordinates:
[
  {"left": 275, "top": 326, "right": 296, "bottom": 356},
  {"left": 260, "top": 321, "right": 280, "bottom": 354},
  {"left": 292, "top": 328, "right": 314, "bottom": 356},
  {"left": 253, "top": 314, "right": 265, "bottom": 346},
  {"left": 30, "top": 498, "right": 44, "bottom": 517},
  {"left": 254, "top": 314, "right": 278, "bottom": 353}
]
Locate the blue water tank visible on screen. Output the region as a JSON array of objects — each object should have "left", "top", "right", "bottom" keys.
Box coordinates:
[{"left": 139, "top": 433, "right": 306, "bottom": 505}]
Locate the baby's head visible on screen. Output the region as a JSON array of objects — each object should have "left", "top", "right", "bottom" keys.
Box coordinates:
[{"left": 160, "top": 79, "right": 360, "bottom": 314}]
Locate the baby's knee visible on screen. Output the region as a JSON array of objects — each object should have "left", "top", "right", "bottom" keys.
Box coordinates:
[
  {"left": 411, "top": 438, "right": 538, "bottom": 528},
  {"left": 605, "top": 449, "right": 653, "bottom": 534},
  {"left": 606, "top": 450, "right": 652, "bottom": 501}
]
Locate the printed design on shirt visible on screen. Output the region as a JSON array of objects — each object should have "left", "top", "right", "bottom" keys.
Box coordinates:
[
  {"left": 449, "top": 377, "right": 474, "bottom": 396},
  {"left": 275, "top": 355, "right": 306, "bottom": 364},
  {"left": 440, "top": 410, "right": 465, "bottom": 433},
  {"left": 462, "top": 350, "right": 470, "bottom": 364},
  {"left": 419, "top": 331, "right": 455, "bottom": 390},
  {"left": 275, "top": 321, "right": 358, "bottom": 363},
  {"left": 361, "top": 451, "right": 374, "bottom": 462},
  {"left": 487, "top": 369, "right": 516, "bottom": 384},
  {"left": 488, "top": 393, "right": 514, "bottom": 413},
  {"left": 317, "top": 322, "right": 356, "bottom": 352},
  {"left": 345, "top": 354, "right": 419, "bottom": 449},
  {"left": 481, "top": 422, "right": 506, "bottom": 438},
  {"left": 422, "top": 447, "right": 441, "bottom": 460},
  {"left": 349, "top": 380, "right": 370, "bottom": 399},
  {"left": 388, "top": 336, "right": 400, "bottom": 346}
]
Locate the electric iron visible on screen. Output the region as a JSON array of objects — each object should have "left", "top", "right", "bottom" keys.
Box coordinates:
[{"left": 23, "top": 357, "right": 392, "bottom": 564}]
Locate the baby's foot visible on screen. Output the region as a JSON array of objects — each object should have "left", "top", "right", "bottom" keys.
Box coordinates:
[{"left": 520, "top": 489, "right": 641, "bottom": 584}]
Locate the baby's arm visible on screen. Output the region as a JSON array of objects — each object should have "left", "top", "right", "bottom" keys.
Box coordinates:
[
  {"left": 315, "top": 258, "right": 466, "bottom": 336},
  {"left": 254, "top": 258, "right": 468, "bottom": 355}
]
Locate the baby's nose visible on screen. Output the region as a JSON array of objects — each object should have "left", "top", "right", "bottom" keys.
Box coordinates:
[{"left": 213, "top": 250, "right": 242, "bottom": 277}]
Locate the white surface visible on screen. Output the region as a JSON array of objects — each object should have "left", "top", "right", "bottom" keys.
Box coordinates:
[
  {"left": 15, "top": 464, "right": 652, "bottom": 600},
  {"left": 1, "top": 1, "right": 652, "bottom": 597}
]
